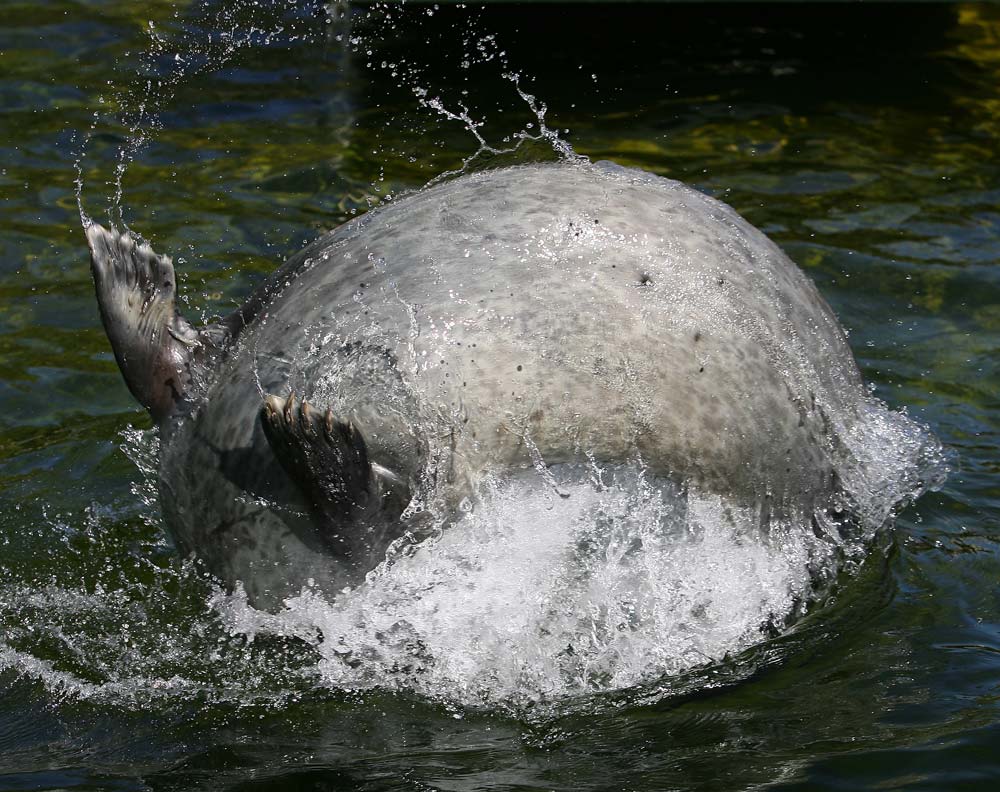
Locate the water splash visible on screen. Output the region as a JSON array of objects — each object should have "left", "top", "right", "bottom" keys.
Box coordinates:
[
  {"left": 346, "top": 1, "right": 581, "bottom": 185},
  {"left": 410, "top": 69, "right": 582, "bottom": 186},
  {"left": 76, "top": 1, "right": 577, "bottom": 241},
  {"left": 75, "top": 0, "right": 333, "bottom": 230}
]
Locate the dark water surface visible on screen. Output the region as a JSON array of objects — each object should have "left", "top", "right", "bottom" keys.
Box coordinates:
[{"left": 1, "top": 2, "right": 999, "bottom": 789}]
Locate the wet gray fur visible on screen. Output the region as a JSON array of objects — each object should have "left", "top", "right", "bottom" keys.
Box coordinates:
[{"left": 87, "top": 161, "right": 864, "bottom": 609}]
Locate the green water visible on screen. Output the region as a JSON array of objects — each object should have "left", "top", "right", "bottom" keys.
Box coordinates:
[{"left": 1, "top": 1, "right": 998, "bottom": 789}]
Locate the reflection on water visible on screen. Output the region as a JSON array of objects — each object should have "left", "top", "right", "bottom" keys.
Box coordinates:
[{"left": 0, "top": 2, "right": 998, "bottom": 790}]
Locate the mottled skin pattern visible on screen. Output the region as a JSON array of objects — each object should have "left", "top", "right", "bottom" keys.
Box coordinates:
[{"left": 98, "top": 161, "right": 865, "bottom": 609}]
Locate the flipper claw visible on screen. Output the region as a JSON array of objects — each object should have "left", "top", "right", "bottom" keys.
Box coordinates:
[{"left": 259, "top": 392, "right": 409, "bottom": 559}]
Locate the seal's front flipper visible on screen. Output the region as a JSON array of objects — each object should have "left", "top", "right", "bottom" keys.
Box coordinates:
[
  {"left": 86, "top": 223, "right": 200, "bottom": 422},
  {"left": 260, "top": 393, "right": 410, "bottom": 557}
]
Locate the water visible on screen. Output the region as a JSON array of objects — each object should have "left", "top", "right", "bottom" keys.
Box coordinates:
[{"left": 1, "top": 2, "right": 998, "bottom": 789}]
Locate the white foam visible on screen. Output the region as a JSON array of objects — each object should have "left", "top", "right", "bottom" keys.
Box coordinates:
[{"left": 207, "top": 463, "right": 848, "bottom": 709}]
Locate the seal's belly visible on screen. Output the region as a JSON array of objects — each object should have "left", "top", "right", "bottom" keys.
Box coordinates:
[
  {"left": 160, "top": 162, "right": 863, "bottom": 605},
  {"left": 230, "top": 162, "right": 858, "bottom": 506}
]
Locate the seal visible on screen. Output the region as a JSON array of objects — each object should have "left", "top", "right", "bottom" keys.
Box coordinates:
[{"left": 86, "top": 160, "right": 864, "bottom": 608}]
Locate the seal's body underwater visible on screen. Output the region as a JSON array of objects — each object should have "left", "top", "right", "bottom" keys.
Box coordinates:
[{"left": 87, "top": 161, "right": 864, "bottom": 608}]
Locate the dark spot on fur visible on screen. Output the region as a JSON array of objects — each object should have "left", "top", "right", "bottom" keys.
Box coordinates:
[
  {"left": 694, "top": 331, "right": 701, "bottom": 342},
  {"left": 516, "top": 364, "right": 523, "bottom": 372},
  {"left": 639, "top": 273, "right": 652, "bottom": 286}
]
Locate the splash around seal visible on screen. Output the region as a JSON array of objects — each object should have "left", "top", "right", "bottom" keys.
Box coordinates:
[{"left": 85, "top": 159, "right": 944, "bottom": 620}]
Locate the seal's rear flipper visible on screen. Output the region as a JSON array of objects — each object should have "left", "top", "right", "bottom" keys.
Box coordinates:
[
  {"left": 260, "top": 393, "right": 410, "bottom": 557},
  {"left": 86, "top": 223, "right": 201, "bottom": 422}
]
